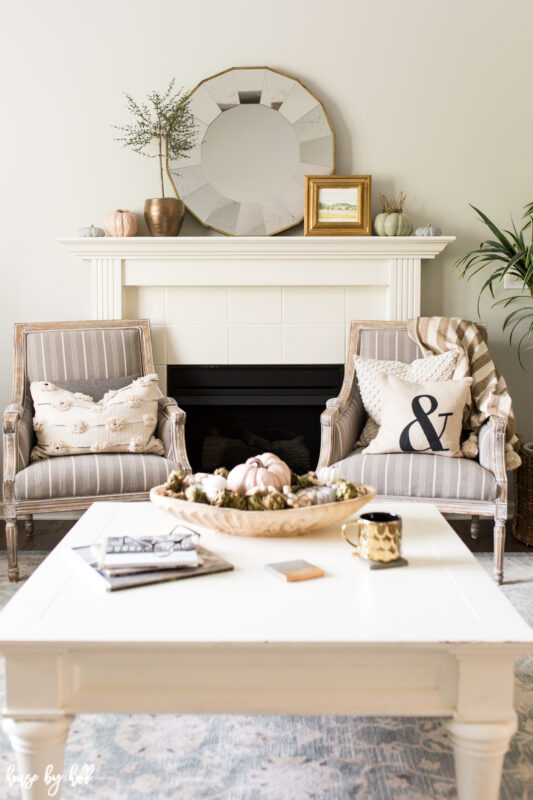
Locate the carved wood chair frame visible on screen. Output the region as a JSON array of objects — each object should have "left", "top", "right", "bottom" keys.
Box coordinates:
[
  {"left": 3, "top": 320, "right": 190, "bottom": 582},
  {"left": 318, "top": 320, "right": 509, "bottom": 583}
]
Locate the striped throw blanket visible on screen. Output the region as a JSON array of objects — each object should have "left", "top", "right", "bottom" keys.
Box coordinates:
[{"left": 407, "top": 317, "right": 521, "bottom": 470}]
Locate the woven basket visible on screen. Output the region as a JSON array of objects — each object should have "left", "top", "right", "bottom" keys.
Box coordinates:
[{"left": 513, "top": 440, "right": 533, "bottom": 546}]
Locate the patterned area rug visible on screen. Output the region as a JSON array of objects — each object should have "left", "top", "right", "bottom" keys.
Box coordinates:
[{"left": 0, "top": 553, "right": 532, "bottom": 799}]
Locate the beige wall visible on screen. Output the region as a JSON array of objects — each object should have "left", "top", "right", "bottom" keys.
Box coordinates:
[{"left": 1, "top": 0, "right": 532, "bottom": 440}]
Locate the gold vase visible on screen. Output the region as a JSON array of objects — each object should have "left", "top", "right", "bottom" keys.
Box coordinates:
[{"left": 144, "top": 198, "right": 184, "bottom": 236}]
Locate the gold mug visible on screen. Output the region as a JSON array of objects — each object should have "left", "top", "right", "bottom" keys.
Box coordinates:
[{"left": 342, "top": 512, "right": 402, "bottom": 562}]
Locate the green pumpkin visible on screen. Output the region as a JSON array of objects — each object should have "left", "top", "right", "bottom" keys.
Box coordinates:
[
  {"left": 415, "top": 223, "right": 442, "bottom": 236},
  {"left": 374, "top": 191, "right": 413, "bottom": 236},
  {"left": 374, "top": 211, "right": 413, "bottom": 236}
]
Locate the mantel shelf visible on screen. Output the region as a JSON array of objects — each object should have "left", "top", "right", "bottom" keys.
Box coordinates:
[
  {"left": 58, "top": 235, "right": 455, "bottom": 261},
  {"left": 57, "top": 234, "right": 455, "bottom": 322}
]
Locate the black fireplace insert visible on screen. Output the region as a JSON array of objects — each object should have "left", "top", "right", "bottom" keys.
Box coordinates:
[{"left": 167, "top": 364, "right": 344, "bottom": 474}]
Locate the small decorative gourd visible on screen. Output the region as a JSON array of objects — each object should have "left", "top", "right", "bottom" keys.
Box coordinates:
[
  {"left": 316, "top": 466, "right": 343, "bottom": 486},
  {"left": 374, "top": 193, "right": 413, "bottom": 236},
  {"left": 415, "top": 223, "right": 442, "bottom": 237},
  {"left": 78, "top": 225, "right": 105, "bottom": 237},
  {"left": 308, "top": 485, "right": 337, "bottom": 505},
  {"left": 201, "top": 473, "right": 228, "bottom": 501},
  {"left": 227, "top": 453, "right": 292, "bottom": 494},
  {"left": 105, "top": 209, "right": 139, "bottom": 237}
]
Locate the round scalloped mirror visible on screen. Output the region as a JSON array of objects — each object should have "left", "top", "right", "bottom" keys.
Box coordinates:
[{"left": 170, "top": 67, "right": 335, "bottom": 236}]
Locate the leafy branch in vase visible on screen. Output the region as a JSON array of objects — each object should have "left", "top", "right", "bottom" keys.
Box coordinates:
[{"left": 113, "top": 79, "right": 197, "bottom": 199}]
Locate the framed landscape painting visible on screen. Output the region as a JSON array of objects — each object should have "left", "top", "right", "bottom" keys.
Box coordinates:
[{"left": 304, "top": 175, "right": 371, "bottom": 235}]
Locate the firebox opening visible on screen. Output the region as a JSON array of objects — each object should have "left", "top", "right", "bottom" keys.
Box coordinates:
[{"left": 167, "top": 364, "right": 344, "bottom": 474}]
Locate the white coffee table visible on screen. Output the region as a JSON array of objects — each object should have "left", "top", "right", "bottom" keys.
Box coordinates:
[{"left": 0, "top": 501, "right": 531, "bottom": 800}]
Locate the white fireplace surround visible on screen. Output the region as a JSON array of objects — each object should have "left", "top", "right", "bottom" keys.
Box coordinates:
[{"left": 59, "top": 235, "right": 454, "bottom": 393}]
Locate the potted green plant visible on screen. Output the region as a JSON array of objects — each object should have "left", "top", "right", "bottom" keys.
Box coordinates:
[
  {"left": 454, "top": 203, "right": 533, "bottom": 366},
  {"left": 114, "top": 80, "right": 197, "bottom": 236}
]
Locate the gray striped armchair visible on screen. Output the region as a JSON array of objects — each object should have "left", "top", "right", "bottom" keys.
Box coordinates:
[
  {"left": 318, "top": 321, "right": 509, "bottom": 583},
  {"left": 3, "top": 320, "right": 190, "bottom": 582}
]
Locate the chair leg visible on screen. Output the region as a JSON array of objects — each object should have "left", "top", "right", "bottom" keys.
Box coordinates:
[
  {"left": 470, "top": 515, "right": 480, "bottom": 540},
  {"left": 24, "top": 514, "right": 33, "bottom": 537},
  {"left": 5, "top": 517, "right": 19, "bottom": 582},
  {"left": 493, "top": 520, "right": 505, "bottom": 585}
]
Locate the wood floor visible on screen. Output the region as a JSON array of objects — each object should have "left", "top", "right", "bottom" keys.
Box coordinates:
[{"left": 0, "top": 517, "right": 531, "bottom": 553}]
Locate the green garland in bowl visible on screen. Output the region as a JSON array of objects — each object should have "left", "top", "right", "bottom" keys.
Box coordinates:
[{"left": 160, "top": 468, "right": 366, "bottom": 513}]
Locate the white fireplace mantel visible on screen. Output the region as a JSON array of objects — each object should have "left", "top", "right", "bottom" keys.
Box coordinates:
[{"left": 58, "top": 235, "right": 455, "bottom": 322}]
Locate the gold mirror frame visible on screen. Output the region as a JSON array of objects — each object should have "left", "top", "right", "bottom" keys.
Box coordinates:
[{"left": 170, "top": 67, "right": 335, "bottom": 236}]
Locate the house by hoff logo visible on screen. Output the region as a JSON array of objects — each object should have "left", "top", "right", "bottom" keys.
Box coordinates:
[
  {"left": 399, "top": 394, "right": 452, "bottom": 453},
  {"left": 5, "top": 763, "right": 95, "bottom": 796}
]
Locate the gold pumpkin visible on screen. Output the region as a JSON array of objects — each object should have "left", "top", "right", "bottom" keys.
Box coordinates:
[
  {"left": 105, "top": 209, "right": 139, "bottom": 237},
  {"left": 227, "top": 453, "right": 292, "bottom": 494}
]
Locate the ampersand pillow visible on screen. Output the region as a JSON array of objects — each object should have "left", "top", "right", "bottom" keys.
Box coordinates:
[
  {"left": 363, "top": 374, "right": 473, "bottom": 458},
  {"left": 354, "top": 348, "right": 460, "bottom": 448},
  {"left": 30, "top": 374, "right": 164, "bottom": 461}
]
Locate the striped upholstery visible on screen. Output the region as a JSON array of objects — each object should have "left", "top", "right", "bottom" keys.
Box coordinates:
[
  {"left": 25, "top": 328, "right": 143, "bottom": 383},
  {"left": 358, "top": 327, "right": 421, "bottom": 363},
  {"left": 334, "top": 451, "right": 497, "bottom": 501},
  {"left": 15, "top": 453, "right": 177, "bottom": 501},
  {"left": 329, "top": 390, "right": 366, "bottom": 463}
]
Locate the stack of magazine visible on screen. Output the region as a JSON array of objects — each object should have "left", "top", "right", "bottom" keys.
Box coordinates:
[{"left": 72, "top": 529, "right": 233, "bottom": 591}]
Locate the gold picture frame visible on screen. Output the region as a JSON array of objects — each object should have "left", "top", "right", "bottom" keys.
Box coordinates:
[{"left": 304, "top": 175, "right": 372, "bottom": 236}]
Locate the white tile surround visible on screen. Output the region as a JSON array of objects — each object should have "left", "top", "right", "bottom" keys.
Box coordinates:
[{"left": 59, "top": 236, "right": 454, "bottom": 392}]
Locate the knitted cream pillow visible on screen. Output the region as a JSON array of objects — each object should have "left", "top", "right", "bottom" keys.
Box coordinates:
[
  {"left": 30, "top": 374, "right": 164, "bottom": 461},
  {"left": 354, "top": 349, "right": 460, "bottom": 447},
  {"left": 363, "top": 374, "right": 473, "bottom": 457}
]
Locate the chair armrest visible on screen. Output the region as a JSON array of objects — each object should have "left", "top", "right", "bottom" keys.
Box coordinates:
[
  {"left": 156, "top": 396, "right": 191, "bottom": 472},
  {"left": 317, "top": 383, "right": 366, "bottom": 468},
  {"left": 478, "top": 415, "right": 508, "bottom": 511},
  {"left": 478, "top": 416, "right": 507, "bottom": 478},
  {"left": 3, "top": 399, "right": 33, "bottom": 486},
  {"left": 3, "top": 404, "right": 24, "bottom": 433}
]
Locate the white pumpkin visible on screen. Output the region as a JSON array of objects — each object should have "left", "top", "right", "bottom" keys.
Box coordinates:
[
  {"left": 78, "top": 225, "right": 105, "bottom": 237},
  {"left": 202, "top": 474, "right": 227, "bottom": 500},
  {"left": 316, "top": 466, "right": 343, "bottom": 486},
  {"left": 227, "top": 453, "right": 291, "bottom": 494},
  {"left": 415, "top": 223, "right": 442, "bottom": 236}
]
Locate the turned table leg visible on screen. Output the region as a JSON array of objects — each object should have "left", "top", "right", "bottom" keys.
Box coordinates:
[
  {"left": 5, "top": 517, "right": 19, "bottom": 582},
  {"left": 24, "top": 515, "right": 34, "bottom": 537},
  {"left": 446, "top": 719, "right": 517, "bottom": 800},
  {"left": 493, "top": 519, "right": 506, "bottom": 584},
  {"left": 2, "top": 716, "right": 74, "bottom": 800},
  {"left": 470, "top": 515, "right": 480, "bottom": 540}
]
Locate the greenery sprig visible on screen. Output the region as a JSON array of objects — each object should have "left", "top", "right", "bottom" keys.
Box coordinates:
[
  {"left": 113, "top": 79, "right": 197, "bottom": 199},
  {"left": 454, "top": 203, "right": 533, "bottom": 367}
]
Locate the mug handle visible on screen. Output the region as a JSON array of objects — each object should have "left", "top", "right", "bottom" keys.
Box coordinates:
[{"left": 342, "top": 520, "right": 360, "bottom": 553}]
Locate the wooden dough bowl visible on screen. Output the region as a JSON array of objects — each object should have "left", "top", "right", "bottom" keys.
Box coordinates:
[{"left": 150, "top": 484, "right": 376, "bottom": 537}]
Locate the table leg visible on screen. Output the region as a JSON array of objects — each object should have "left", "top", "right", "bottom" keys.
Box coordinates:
[
  {"left": 446, "top": 718, "right": 517, "bottom": 800},
  {"left": 2, "top": 716, "right": 74, "bottom": 800}
]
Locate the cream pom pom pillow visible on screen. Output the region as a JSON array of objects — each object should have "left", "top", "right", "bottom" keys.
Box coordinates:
[{"left": 30, "top": 374, "right": 164, "bottom": 461}]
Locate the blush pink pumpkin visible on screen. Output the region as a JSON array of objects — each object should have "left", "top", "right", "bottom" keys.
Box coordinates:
[
  {"left": 105, "top": 209, "right": 139, "bottom": 237},
  {"left": 227, "top": 453, "right": 291, "bottom": 494}
]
